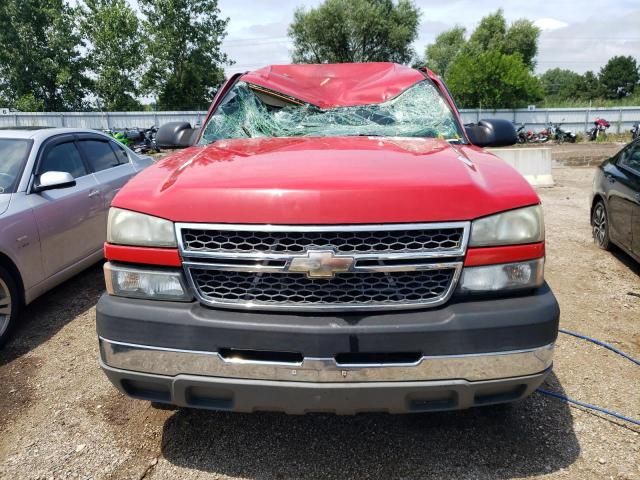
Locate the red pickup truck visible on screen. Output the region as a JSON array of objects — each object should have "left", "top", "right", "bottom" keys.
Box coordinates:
[{"left": 97, "top": 63, "right": 559, "bottom": 414}]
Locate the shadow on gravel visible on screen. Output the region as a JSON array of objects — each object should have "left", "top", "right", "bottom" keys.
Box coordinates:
[
  {"left": 0, "top": 263, "right": 104, "bottom": 367},
  {"left": 160, "top": 372, "right": 578, "bottom": 480},
  {"left": 611, "top": 247, "right": 640, "bottom": 277}
]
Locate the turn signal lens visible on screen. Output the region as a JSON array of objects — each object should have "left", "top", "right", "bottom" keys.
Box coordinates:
[
  {"left": 104, "top": 262, "right": 192, "bottom": 301},
  {"left": 458, "top": 258, "right": 544, "bottom": 292}
]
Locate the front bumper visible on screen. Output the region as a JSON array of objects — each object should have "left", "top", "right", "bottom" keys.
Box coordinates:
[{"left": 97, "top": 284, "right": 559, "bottom": 414}]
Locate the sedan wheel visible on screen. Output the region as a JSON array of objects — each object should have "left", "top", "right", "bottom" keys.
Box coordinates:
[
  {"left": 592, "top": 201, "right": 611, "bottom": 250},
  {"left": 0, "top": 267, "right": 19, "bottom": 348},
  {"left": 0, "top": 277, "right": 12, "bottom": 338}
]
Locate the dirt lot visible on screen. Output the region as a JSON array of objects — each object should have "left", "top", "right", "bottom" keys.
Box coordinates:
[{"left": 0, "top": 167, "right": 638, "bottom": 480}]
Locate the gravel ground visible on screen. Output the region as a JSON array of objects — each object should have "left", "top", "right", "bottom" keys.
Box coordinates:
[{"left": 0, "top": 166, "right": 639, "bottom": 480}]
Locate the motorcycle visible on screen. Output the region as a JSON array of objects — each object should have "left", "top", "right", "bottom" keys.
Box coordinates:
[
  {"left": 133, "top": 126, "right": 160, "bottom": 154},
  {"left": 552, "top": 123, "right": 577, "bottom": 143},
  {"left": 587, "top": 118, "right": 610, "bottom": 141},
  {"left": 631, "top": 122, "right": 639, "bottom": 140},
  {"left": 515, "top": 123, "right": 528, "bottom": 144},
  {"left": 105, "top": 127, "right": 160, "bottom": 153}
]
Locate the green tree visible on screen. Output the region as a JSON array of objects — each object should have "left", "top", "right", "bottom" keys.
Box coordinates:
[
  {"left": 598, "top": 55, "right": 639, "bottom": 98},
  {"left": 288, "top": 0, "right": 420, "bottom": 64},
  {"left": 446, "top": 50, "right": 543, "bottom": 108},
  {"left": 540, "top": 68, "right": 583, "bottom": 100},
  {"left": 81, "top": 0, "right": 142, "bottom": 111},
  {"left": 502, "top": 19, "right": 540, "bottom": 69},
  {"left": 577, "top": 71, "right": 601, "bottom": 100},
  {"left": 140, "top": 0, "right": 231, "bottom": 110},
  {"left": 424, "top": 26, "right": 466, "bottom": 77},
  {"left": 467, "top": 10, "right": 506, "bottom": 53},
  {"left": 462, "top": 10, "right": 539, "bottom": 70},
  {"left": 433, "top": 10, "right": 542, "bottom": 108},
  {"left": 0, "top": 0, "right": 89, "bottom": 111}
]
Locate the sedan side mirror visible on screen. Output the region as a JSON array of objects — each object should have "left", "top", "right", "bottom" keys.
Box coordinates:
[
  {"left": 465, "top": 119, "right": 517, "bottom": 147},
  {"left": 34, "top": 171, "right": 76, "bottom": 192}
]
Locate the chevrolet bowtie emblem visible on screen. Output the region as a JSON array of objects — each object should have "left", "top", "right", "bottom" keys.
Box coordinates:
[{"left": 287, "top": 250, "right": 354, "bottom": 278}]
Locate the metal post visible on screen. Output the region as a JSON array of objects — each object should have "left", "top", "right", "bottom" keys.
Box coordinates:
[
  {"left": 618, "top": 108, "right": 622, "bottom": 134},
  {"left": 60, "top": 113, "right": 65, "bottom": 127}
]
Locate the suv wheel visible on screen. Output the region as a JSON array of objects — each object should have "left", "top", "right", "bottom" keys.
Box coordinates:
[
  {"left": 0, "top": 266, "right": 20, "bottom": 348},
  {"left": 592, "top": 200, "right": 611, "bottom": 250}
]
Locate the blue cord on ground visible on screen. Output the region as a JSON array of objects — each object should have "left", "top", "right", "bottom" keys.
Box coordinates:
[
  {"left": 534, "top": 328, "right": 640, "bottom": 427},
  {"left": 558, "top": 328, "right": 640, "bottom": 366}
]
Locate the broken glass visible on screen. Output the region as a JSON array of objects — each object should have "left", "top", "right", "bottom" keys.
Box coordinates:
[{"left": 200, "top": 80, "right": 463, "bottom": 144}]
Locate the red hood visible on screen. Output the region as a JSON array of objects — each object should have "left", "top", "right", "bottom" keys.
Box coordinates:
[{"left": 113, "top": 137, "right": 539, "bottom": 224}]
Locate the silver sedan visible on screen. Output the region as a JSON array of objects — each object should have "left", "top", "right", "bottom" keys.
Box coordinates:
[{"left": 0, "top": 127, "right": 153, "bottom": 346}]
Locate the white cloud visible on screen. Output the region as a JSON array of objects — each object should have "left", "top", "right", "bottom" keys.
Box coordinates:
[{"left": 534, "top": 18, "right": 569, "bottom": 31}]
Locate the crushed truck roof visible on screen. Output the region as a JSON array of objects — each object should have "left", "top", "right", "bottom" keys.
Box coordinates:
[{"left": 240, "top": 62, "right": 426, "bottom": 109}]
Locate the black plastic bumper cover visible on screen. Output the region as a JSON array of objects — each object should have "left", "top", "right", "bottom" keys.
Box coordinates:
[{"left": 96, "top": 284, "right": 559, "bottom": 357}]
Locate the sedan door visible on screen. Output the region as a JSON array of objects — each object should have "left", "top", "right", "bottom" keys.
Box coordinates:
[
  {"left": 604, "top": 148, "right": 635, "bottom": 251},
  {"left": 76, "top": 136, "right": 137, "bottom": 240},
  {"left": 617, "top": 142, "right": 640, "bottom": 259},
  {"left": 28, "top": 136, "right": 104, "bottom": 277}
]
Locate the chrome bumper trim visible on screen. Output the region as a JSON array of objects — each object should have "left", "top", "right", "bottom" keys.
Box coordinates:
[{"left": 99, "top": 337, "right": 554, "bottom": 383}]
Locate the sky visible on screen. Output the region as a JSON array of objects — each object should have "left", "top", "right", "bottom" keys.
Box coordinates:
[{"left": 217, "top": 0, "right": 640, "bottom": 76}]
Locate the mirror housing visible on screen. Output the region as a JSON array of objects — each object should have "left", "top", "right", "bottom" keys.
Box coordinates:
[
  {"left": 465, "top": 119, "right": 517, "bottom": 147},
  {"left": 34, "top": 171, "right": 76, "bottom": 192},
  {"left": 156, "top": 122, "right": 200, "bottom": 148}
]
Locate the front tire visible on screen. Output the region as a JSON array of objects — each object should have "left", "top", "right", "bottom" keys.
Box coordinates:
[
  {"left": 592, "top": 200, "right": 611, "bottom": 250},
  {"left": 0, "top": 266, "right": 20, "bottom": 348}
]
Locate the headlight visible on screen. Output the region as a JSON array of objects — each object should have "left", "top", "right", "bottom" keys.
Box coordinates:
[
  {"left": 104, "top": 262, "right": 192, "bottom": 301},
  {"left": 470, "top": 205, "right": 544, "bottom": 247},
  {"left": 459, "top": 258, "right": 544, "bottom": 292},
  {"left": 107, "top": 208, "right": 176, "bottom": 247}
]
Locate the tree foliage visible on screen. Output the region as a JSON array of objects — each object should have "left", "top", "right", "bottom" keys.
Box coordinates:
[
  {"left": 424, "top": 27, "right": 465, "bottom": 77},
  {"left": 289, "top": 0, "right": 420, "bottom": 64},
  {"left": 446, "top": 50, "right": 543, "bottom": 109},
  {"left": 424, "top": 10, "right": 542, "bottom": 108},
  {"left": 0, "top": 0, "right": 89, "bottom": 111},
  {"left": 598, "top": 56, "right": 639, "bottom": 99},
  {"left": 81, "top": 0, "right": 142, "bottom": 111},
  {"left": 140, "top": 0, "right": 230, "bottom": 109}
]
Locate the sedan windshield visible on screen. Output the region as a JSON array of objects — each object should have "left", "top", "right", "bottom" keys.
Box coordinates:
[
  {"left": 0, "top": 139, "right": 32, "bottom": 193},
  {"left": 200, "top": 80, "right": 463, "bottom": 144}
]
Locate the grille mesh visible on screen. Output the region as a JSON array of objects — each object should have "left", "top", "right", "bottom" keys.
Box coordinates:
[
  {"left": 181, "top": 228, "right": 463, "bottom": 255},
  {"left": 189, "top": 269, "right": 456, "bottom": 307}
]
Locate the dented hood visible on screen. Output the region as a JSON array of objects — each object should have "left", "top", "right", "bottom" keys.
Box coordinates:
[{"left": 112, "top": 136, "right": 539, "bottom": 224}]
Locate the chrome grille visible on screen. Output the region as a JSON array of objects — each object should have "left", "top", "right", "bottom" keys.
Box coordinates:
[
  {"left": 190, "top": 269, "right": 456, "bottom": 307},
  {"left": 181, "top": 227, "right": 464, "bottom": 255},
  {"left": 177, "top": 222, "right": 469, "bottom": 312}
]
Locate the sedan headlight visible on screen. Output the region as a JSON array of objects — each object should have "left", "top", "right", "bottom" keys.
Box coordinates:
[
  {"left": 470, "top": 205, "right": 544, "bottom": 247},
  {"left": 459, "top": 258, "right": 545, "bottom": 293},
  {"left": 107, "top": 208, "right": 176, "bottom": 247},
  {"left": 104, "top": 262, "right": 192, "bottom": 301}
]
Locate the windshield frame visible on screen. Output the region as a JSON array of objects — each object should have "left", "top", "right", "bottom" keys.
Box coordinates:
[
  {"left": 198, "top": 76, "right": 467, "bottom": 145},
  {"left": 0, "top": 138, "right": 33, "bottom": 194}
]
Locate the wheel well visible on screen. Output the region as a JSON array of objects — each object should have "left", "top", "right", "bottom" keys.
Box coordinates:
[{"left": 0, "top": 253, "right": 25, "bottom": 305}]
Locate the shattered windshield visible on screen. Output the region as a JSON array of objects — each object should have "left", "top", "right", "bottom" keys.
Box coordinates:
[{"left": 199, "top": 80, "right": 463, "bottom": 144}]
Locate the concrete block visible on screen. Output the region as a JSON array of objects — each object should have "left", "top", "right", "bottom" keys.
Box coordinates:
[{"left": 487, "top": 147, "right": 554, "bottom": 187}]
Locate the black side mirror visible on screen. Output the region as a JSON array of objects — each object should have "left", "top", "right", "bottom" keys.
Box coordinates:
[
  {"left": 465, "top": 119, "right": 517, "bottom": 147},
  {"left": 156, "top": 122, "right": 200, "bottom": 148}
]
